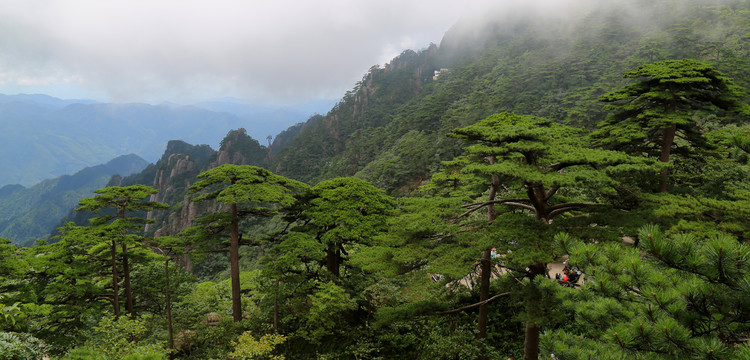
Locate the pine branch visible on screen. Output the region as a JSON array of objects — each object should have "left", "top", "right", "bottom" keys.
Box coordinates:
[
  {"left": 545, "top": 186, "right": 559, "bottom": 200},
  {"left": 438, "top": 292, "right": 511, "bottom": 314},
  {"left": 547, "top": 202, "right": 604, "bottom": 218},
  {"left": 458, "top": 199, "right": 534, "bottom": 218},
  {"left": 550, "top": 161, "right": 591, "bottom": 171},
  {"left": 460, "top": 198, "right": 529, "bottom": 208}
]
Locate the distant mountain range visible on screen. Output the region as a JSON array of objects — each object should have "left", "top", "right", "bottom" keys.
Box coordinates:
[
  {"left": 0, "top": 94, "right": 334, "bottom": 187},
  {"left": 0, "top": 154, "right": 148, "bottom": 246}
]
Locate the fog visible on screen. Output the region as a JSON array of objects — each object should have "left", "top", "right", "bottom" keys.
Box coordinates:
[
  {"left": 0, "top": 1, "right": 471, "bottom": 104},
  {"left": 0, "top": 0, "right": 738, "bottom": 105}
]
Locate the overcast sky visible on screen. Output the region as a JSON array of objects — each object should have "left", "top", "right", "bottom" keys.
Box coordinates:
[{"left": 0, "top": 1, "right": 495, "bottom": 105}]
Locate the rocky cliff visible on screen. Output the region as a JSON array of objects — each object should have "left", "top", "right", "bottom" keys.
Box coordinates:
[{"left": 135, "top": 129, "right": 268, "bottom": 237}]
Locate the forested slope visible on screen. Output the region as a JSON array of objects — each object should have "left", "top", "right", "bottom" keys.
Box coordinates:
[{"left": 270, "top": 0, "right": 750, "bottom": 194}]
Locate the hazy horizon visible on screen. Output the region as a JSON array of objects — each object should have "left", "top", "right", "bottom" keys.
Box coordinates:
[{"left": 0, "top": 0, "right": 481, "bottom": 106}]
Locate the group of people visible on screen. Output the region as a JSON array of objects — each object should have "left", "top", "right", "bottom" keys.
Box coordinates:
[{"left": 554, "top": 262, "right": 581, "bottom": 286}]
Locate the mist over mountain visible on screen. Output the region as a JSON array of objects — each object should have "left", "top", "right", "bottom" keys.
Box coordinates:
[
  {"left": 0, "top": 95, "right": 331, "bottom": 187},
  {"left": 269, "top": 0, "right": 750, "bottom": 193},
  {"left": 0, "top": 93, "right": 99, "bottom": 109}
]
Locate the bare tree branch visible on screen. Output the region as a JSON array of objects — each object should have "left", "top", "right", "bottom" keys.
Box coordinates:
[
  {"left": 439, "top": 292, "right": 511, "bottom": 314},
  {"left": 502, "top": 202, "right": 537, "bottom": 211},
  {"left": 458, "top": 199, "right": 534, "bottom": 218},
  {"left": 460, "top": 198, "right": 528, "bottom": 209},
  {"left": 547, "top": 202, "right": 604, "bottom": 218},
  {"left": 545, "top": 186, "right": 559, "bottom": 200}
]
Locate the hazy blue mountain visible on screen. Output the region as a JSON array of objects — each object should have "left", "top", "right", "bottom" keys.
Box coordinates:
[
  {"left": 0, "top": 96, "right": 328, "bottom": 187},
  {"left": 0, "top": 93, "right": 99, "bottom": 109},
  {"left": 192, "top": 97, "right": 336, "bottom": 145},
  {"left": 0, "top": 154, "right": 148, "bottom": 245}
]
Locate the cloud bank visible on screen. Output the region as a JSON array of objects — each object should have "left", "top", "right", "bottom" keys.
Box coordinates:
[{"left": 0, "top": 0, "right": 473, "bottom": 104}]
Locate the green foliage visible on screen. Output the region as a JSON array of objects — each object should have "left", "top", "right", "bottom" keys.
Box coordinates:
[
  {"left": 88, "top": 314, "right": 159, "bottom": 359},
  {"left": 595, "top": 58, "right": 745, "bottom": 155},
  {"left": 301, "top": 177, "right": 395, "bottom": 247},
  {"left": 300, "top": 281, "right": 357, "bottom": 344},
  {"left": 0, "top": 301, "right": 21, "bottom": 329},
  {"left": 218, "top": 129, "right": 270, "bottom": 169},
  {"left": 78, "top": 185, "right": 169, "bottom": 220},
  {"left": 416, "top": 319, "right": 491, "bottom": 360},
  {"left": 439, "top": 112, "right": 655, "bottom": 234},
  {"left": 282, "top": 177, "right": 395, "bottom": 277},
  {"left": 59, "top": 314, "right": 167, "bottom": 360},
  {"left": 641, "top": 191, "right": 750, "bottom": 241},
  {"left": 230, "top": 331, "right": 286, "bottom": 360},
  {"left": 61, "top": 345, "right": 167, "bottom": 360},
  {"left": 545, "top": 225, "right": 750, "bottom": 359},
  {"left": 191, "top": 164, "right": 306, "bottom": 206},
  {"left": 4, "top": 3, "right": 750, "bottom": 359},
  {"left": 270, "top": 1, "right": 750, "bottom": 195},
  {"left": 130, "top": 260, "right": 195, "bottom": 316},
  {"left": 190, "top": 164, "right": 307, "bottom": 321},
  {"left": 0, "top": 332, "right": 45, "bottom": 360},
  {"left": 20, "top": 224, "right": 108, "bottom": 351}
]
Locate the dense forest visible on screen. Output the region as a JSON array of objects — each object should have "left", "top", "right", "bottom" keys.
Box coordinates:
[{"left": 2, "top": 1, "right": 750, "bottom": 359}]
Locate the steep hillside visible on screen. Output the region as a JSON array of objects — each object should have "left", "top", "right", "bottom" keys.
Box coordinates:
[
  {"left": 268, "top": 44, "right": 442, "bottom": 183},
  {"left": 269, "top": 0, "right": 750, "bottom": 194},
  {"left": 0, "top": 154, "right": 148, "bottom": 245}
]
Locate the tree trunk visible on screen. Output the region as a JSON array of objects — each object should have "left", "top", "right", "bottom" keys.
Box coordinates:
[
  {"left": 523, "top": 321, "right": 540, "bottom": 360},
  {"left": 659, "top": 123, "right": 677, "bottom": 193},
  {"left": 487, "top": 157, "right": 500, "bottom": 222},
  {"left": 274, "top": 279, "right": 279, "bottom": 332},
  {"left": 182, "top": 251, "right": 193, "bottom": 273},
  {"left": 523, "top": 262, "right": 546, "bottom": 360},
  {"left": 527, "top": 184, "right": 549, "bottom": 222},
  {"left": 230, "top": 203, "right": 242, "bottom": 322},
  {"left": 111, "top": 239, "right": 120, "bottom": 318},
  {"left": 326, "top": 242, "right": 340, "bottom": 277},
  {"left": 165, "top": 258, "right": 174, "bottom": 354},
  {"left": 477, "top": 249, "right": 492, "bottom": 339},
  {"left": 122, "top": 242, "right": 133, "bottom": 315},
  {"left": 118, "top": 209, "right": 134, "bottom": 315}
]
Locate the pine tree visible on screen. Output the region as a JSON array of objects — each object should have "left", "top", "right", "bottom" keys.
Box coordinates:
[
  {"left": 189, "top": 164, "right": 306, "bottom": 322},
  {"left": 284, "top": 177, "right": 395, "bottom": 277},
  {"left": 24, "top": 224, "right": 108, "bottom": 348},
  {"left": 77, "top": 185, "right": 168, "bottom": 317},
  {"left": 437, "top": 112, "right": 653, "bottom": 359},
  {"left": 594, "top": 59, "right": 746, "bottom": 192}
]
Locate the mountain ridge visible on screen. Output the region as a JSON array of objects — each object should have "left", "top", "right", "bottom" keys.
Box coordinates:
[
  {"left": 0, "top": 96, "right": 331, "bottom": 187},
  {"left": 0, "top": 154, "right": 149, "bottom": 245}
]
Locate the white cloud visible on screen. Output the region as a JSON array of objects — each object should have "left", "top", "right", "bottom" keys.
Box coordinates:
[{"left": 0, "top": 0, "right": 470, "bottom": 104}]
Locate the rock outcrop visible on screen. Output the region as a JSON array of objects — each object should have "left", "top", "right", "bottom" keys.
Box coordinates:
[{"left": 134, "top": 131, "right": 268, "bottom": 238}]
